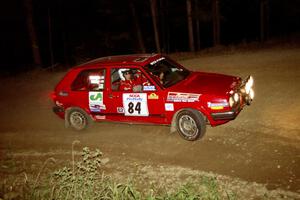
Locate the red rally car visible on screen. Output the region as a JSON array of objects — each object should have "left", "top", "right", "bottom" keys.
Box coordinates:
[{"left": 51, "top": 54, "right": 254, "bottom": 141}]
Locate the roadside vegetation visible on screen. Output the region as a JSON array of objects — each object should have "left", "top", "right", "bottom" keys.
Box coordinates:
[
  {"left": 1, "top": 140, "right": 299, "bottom": 200},
  {"left": 0, "top": 141, "right": 235, "bottom": 200}
]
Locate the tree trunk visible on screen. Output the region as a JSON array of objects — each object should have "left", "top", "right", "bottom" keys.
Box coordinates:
[
  {"left": 160, "top": 0, "right": 170, "bottom": 53},
  {"left": 48, "top": 8, "right": 54, "bottom": 69},
  {"left": 212, "top": 0, "right": 220, "bottom": 46},
  {"left": 260, "top": 0, "right": 269, "bottom": 42},
  {"left": 129, "top": 0, "right": 146, "bottom": 53},
  {"left": 23, "top": 0, "right": 41, "bottom": 65},
  {"left": 187, "top": 0, "right": 195, "bottom": 52},
  {"left": 150, "top": 0, "right": 161, "bottom": 53},
  {"left": 195, "top": 0, "right": 201, "bottom": 51}
]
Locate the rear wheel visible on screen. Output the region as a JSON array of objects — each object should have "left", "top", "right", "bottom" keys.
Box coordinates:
[
  {"left": 67, "top": 108, "right": 90, "bottom": 131},
  {"left": 176, "top": 109, "right": 206, "bottom": 141}
]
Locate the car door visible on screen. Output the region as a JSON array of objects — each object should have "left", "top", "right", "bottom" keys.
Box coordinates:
[
  {"left": 69, "top": 67, "right": 110, "bottom": 119},
  {"left": 106, "top": 66, "right": 166, "bottom": 124}
]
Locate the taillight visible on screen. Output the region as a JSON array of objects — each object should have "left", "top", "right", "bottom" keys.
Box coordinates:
[
  {"left": 50, "top": 91, "right": 57, "bottom": 100},
  {"left": 58, "top": 91, "right": 69, "bottom": 96}
]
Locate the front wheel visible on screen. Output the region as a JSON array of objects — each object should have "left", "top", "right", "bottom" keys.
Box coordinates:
[
  {"left": 67, "top": 108, "right": 91, "bottom": 131},
  {"left": 176, "top": 109, "right": 206, "bottom": 141}
]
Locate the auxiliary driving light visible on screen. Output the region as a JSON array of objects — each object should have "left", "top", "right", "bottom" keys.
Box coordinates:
[
  {"left": 250, "top": 88, "right": 254, "bottom": 99},
  {"left": 245, "top": 76, "right": 254, "bottom": 94}
]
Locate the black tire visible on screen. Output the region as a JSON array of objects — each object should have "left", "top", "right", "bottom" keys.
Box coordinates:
[
  {"left": 176, "top": 109, "right": 206, "bottom": 141},
  {"left": 67, "top": 108, "right": 91, "bottom": 131}
]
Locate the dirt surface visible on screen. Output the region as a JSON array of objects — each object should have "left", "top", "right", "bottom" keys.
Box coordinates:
[{"left": 0, "top": 47, "right": 299, "bottom": 196}]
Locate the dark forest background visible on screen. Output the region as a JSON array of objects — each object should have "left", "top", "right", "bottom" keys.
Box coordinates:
[{"left": 1, "top": 0, "right": 299, "bottom": 72}]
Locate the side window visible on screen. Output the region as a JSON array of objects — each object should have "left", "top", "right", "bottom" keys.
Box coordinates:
[
  {"left": 111, "top": 68, "right": 156, "bottom": 92},
  {"left": 71, "top": 69, "right": 106, "bottom": 91},
  {"left": 111, "top": 68, "right": 121, "bottom": 91}
]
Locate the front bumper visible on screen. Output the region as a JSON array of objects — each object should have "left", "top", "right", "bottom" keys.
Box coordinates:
[
  {"left": 211, "top": 111, "right": 236, "bottom": 120},
  {"left": 210, "top": 103, "right": 242, "bottom": 121},
  {"left": 209, "top": 76, "right": 254, "bottom": 123}
]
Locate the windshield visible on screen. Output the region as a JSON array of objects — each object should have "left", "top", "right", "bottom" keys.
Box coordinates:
[{"left": 144, "top": 57, "right": 190, "bottom": 88}]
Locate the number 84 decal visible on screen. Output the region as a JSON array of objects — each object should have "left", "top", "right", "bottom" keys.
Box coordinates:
[
  {"left": 128, "top": 102, "right": 141, "bottom": 114},
  {"left": 123, "top": 93, "right": 149, "bottom": 116}
]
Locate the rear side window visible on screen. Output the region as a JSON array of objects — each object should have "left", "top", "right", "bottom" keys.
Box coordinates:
[{"left": 71, "top": 69, "right": 106, "bottom": 91}]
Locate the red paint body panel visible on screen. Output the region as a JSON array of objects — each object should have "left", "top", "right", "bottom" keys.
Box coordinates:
[{"left": 51, "top": 54, "right": 251, "bottom": 128}]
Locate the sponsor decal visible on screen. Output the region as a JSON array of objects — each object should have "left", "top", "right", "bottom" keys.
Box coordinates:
[
  {"left": 143, "top": 85, "right": 156, "bottom": 91},
  {"left": 148, "top": 93, "right": 159, "bottom": 99},
  {"left": 167, "top": 92, "right": 200, "bottom": 102},
  {"left": 123, "top": 93, "right": 149, "bottom": 116},
  {"left": 117, "top": 107, "right": 124, "bottom": 113},
  {"left": 165, "top": 103, "right": 174, "bottom": 111},
  {"left": 94, "top": 115, "right": 106, "bottom": 120},
  {"left": 90, "top": 92, "right": 102, "bottom": 101},
  {"left": 207, "top": 102, "right": 228, "bottom": 110},
  {"left": 89, "top": 92, "right": 105, "bottom": 112},
  {"left": 150, "top": 57, "right": 165, "bottom": 65},
  {"left": 90, "top": 104, "right": 106, "bottom": 112}
]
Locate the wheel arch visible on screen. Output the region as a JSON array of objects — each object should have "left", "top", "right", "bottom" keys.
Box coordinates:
[
  {"left": 64, "top": 106, "right": 93, "bottom": 128},
  {"left": 170, "top": 107, "right": 207, "bottom": 133}
]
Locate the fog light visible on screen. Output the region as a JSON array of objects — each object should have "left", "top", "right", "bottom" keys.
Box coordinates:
[
  {"left": 229, "top": 97, "right": 234, "bottom": 107},
  {"left": 234, "top": 93, "right": 239, "bottom": 102}
]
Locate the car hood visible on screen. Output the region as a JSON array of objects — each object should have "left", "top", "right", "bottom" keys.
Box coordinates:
[{"left": 169, "top": 71, "right": 241, "bottom": 96}]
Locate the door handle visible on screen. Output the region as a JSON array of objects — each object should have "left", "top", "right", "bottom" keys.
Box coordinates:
[{"left": 109, "top": 94, "right": 119, "bottom": 98}]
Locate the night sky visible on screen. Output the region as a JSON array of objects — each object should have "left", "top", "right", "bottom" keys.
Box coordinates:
[{"left": 1, "top": 0, "right": 299, "bottom": 72}]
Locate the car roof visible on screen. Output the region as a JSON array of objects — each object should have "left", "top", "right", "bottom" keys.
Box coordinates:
[{"left": 75, "top": 54, "right": 162, "bottom": 69}]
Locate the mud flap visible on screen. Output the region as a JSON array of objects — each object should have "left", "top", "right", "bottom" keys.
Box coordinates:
[
  {"left": 170, "top": 122, "right": 177, "bottom": 133},
  {"left": 64, "top": 109, "right": 70, "bottom": 128},
  {"left": 170, "top": 112, "right": 178, "bottom": 133}
]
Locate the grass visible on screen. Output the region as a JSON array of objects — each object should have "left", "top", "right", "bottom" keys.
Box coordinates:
[{"left": 0, "top": 141, "right": 233, "bottom": 200}]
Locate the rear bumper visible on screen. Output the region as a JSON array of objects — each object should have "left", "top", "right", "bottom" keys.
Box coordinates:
[
  {"left": 53, "top": 106, "right": 65, "bottom": 119},
  {"left": 53, "top": 106, "right": 64, "bottom": 113}
]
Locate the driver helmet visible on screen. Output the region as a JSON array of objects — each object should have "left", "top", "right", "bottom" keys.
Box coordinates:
[{"left": 118, "top": 69, "right": 131, "bottom": 81}]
